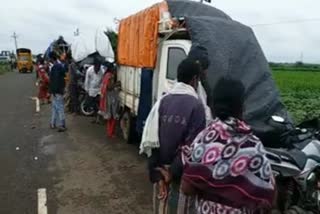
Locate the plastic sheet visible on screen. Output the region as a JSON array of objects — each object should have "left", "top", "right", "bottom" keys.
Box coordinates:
[
  {"left": 95, "top": 27, "right": 114, "bottom": 62},
  {"left": 117, "top": 1, "right": 168, "bottom": 68}
]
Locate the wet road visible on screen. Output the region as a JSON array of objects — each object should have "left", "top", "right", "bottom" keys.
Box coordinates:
[
  {"left": 0, "top": 71, "right": 152, "bottom": 214},
  {"left": 0, "top": 72, "right": 45, "bottom": 213}
]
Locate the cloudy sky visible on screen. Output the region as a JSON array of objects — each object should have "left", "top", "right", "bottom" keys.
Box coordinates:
[{"left": 0, "top": 0, "right": 319, "bottom": 63}]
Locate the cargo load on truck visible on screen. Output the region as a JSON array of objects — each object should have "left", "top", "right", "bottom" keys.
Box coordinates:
[
  {"left": 117, "top": 0, "right": 293, "bottom": 144},
  {"left": 71, "top": 27, "right": 114, "bottom": 63}
]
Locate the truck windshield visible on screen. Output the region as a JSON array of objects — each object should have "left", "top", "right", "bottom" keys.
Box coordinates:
[
  {"left": 19, "top": 56, "right": 30, "bottom": 61},
  {"left": 167, "top": 47, "right": 187, "bottom": 80}
]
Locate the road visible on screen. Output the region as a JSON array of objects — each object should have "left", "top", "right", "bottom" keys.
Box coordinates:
[{"left": 0, "top": 71, "right": 152, "bottom": 214}]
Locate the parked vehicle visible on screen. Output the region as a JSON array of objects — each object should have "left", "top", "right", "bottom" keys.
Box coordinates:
[
  {"left": 116, "top": 2, "right": 197, "bottom": 143},
  {"left": 266, "top": 116, "right": 320, "bottom": 213},
  {"left": 0, "top": 55, "right": 11, "bottom": 64},
  {"left": 16, "top": 48, "right": 33, "bottom": 73},
  {"left": 116, "top": 1, "right": 290, "bottom": 145}
]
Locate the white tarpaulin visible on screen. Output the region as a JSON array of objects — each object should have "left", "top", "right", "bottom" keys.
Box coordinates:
[
  {"left": 71, "top": 27, "right": 115, "bottom": 62},
  {"left": 95, "top": 27, "right": 114, "bottom": 62},
  {"left": 71, "top": 33, "right": 96, "bottom": 62}
]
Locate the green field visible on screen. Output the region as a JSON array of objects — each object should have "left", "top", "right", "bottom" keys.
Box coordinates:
[{"left": 272, "top": 69, "right": 320, "bottom": 124}]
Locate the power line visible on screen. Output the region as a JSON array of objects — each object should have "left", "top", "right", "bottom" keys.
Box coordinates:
[{"left": 250, "top": 18, "right": 320, "bottom": 27}]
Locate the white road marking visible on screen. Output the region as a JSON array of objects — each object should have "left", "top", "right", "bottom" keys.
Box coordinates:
[
  {"left": 30, "top": 97, "right": 40, "bottom": 112},
  {"left": 36, "top": 98, "right": 40, "bottom": 112},
  {"left": 38, "top": 188, "right": 48, "bottom": 214}
]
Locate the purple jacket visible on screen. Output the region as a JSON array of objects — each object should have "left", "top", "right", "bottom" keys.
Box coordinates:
[{"left": 148, "top": 94, "right": 206, "bottom": 183}]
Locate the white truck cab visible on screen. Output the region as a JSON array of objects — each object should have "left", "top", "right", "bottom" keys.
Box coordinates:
[
  {"left": 117, "top": 37, "right": 191, "bottom": 141},
  {"left": 118, "top": 39, "right": 191, "bottom": 115}
]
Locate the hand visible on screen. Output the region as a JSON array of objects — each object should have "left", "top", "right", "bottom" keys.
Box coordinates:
[
  {"left": 155, "top": 167, "right": 171, "bottom": 184},
  {"left": 157, "top": 180, "right": 168, "bottom": 200},
  {"left": 181, "top": 179, "right": 196, "bottom": 196}
]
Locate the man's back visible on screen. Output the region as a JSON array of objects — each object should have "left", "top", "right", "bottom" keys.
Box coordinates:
[
  {"left": 158, "top": 94, "right": 206, "bottom": 164},
  {"left": 50, "top": 62, "right": 66, "bottom": 95}
]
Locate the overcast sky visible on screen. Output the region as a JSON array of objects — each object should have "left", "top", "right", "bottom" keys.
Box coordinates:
[{"left": 0, "top": 0, "right": 319, "bottom": 63}]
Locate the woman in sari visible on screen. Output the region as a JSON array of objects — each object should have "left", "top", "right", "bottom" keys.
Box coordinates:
[
  {"left": 181, "top": 77, "right": 276, "bottom": 214},
  {"left": 37, "top": 57, "right": 50, "bottom": 104},
  {"left": 99, "top": 65, "right": 120, "bottom": 138}
]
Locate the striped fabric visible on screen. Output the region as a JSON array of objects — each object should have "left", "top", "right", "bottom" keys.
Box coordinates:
[{"left": 153, "top": 182, "right": 196, "bottom": 214}]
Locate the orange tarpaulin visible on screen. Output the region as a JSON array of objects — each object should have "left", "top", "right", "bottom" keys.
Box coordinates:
[{"left": 117, "top": 1, "right": 169, "bottom": 68}]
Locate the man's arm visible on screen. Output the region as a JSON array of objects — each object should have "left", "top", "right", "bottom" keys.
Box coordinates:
[{"left": 147, "top": 149, "right": 163, "bottom": 183}]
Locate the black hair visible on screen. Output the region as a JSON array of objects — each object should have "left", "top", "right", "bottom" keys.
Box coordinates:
[
  {"left": 94, "top": 57, "right": 101, "bottom": 66},
  {"left": 188, "top": 45, "right": 210, "bottom": 70},
  {"left": 38, "top": 57, "right": 44, "bottom": 64},
  {"left": 211, "top": 77, "right": 245, "bottom": 120},
  {"left": 177, "top": 58, "right": 202, "bottom": 84}
]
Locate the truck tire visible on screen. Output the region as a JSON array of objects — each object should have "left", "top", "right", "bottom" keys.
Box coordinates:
[
  {"left": 120, "top": 110, "right": 131, "bottom": 143},
  {"left": 120, "top": 110, "right": 141, "bottom": 144}
]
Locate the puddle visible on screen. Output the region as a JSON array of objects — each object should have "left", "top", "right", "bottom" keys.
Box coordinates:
[
  {"left": 42, "top": 144, "right": 57, "bottom": 155},
  {"left": 39, "top": 134, "right": 56, "bottom": 155},
  {"left": 39, "top": 134, "right": 54, "bottom": 147}
]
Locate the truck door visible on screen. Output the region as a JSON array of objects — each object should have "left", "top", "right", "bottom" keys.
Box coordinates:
[{"left": 156, "top": 40, "right": 191, "bottom": 100}]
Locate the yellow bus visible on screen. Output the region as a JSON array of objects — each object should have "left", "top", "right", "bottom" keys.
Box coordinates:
[{"left": 16, "top": 48, "right": 33, "bottom": 73}]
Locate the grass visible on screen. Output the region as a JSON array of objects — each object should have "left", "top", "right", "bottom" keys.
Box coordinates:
[
  {"left": 272, "top": 69, "right": 320, "bottom": 124},
  {"left": 0, "top": 64, "right": 11, "bottom": 75}
]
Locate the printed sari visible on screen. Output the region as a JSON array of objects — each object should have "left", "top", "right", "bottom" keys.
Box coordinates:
[
  {"left": 99, "top": 72, "right": 112, "bottom": 119},
  {"left": 37, "top": 65, "right": 50, "bottom": 102},
  {"left": 182, "top": 117, "right": 275, "bottom": 214}
]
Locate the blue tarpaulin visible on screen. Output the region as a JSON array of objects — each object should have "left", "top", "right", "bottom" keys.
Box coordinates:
[{"left": 136, "top": 68, "right": 153, "bottom": 134}]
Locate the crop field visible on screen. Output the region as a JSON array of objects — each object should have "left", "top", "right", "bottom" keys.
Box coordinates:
[{"left": 272, "top": 69, "right": 320, "bottom": 124}]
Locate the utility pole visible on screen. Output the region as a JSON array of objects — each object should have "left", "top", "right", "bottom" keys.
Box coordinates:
[{"left": 11, "top": 32, "right": 18, "bottom": 51}]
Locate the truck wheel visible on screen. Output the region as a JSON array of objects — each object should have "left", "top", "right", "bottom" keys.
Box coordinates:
[
  {"left": 120, "top": 111, "right": 131, "bottom": 143},
  {"left": 120, "top": 110, "right": 141, "bottom": 144}
]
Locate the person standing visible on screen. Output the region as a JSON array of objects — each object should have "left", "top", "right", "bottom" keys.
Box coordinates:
[
  {"left": 37, "top": 57, "right": 50, "bottom": 104},
  {"left": 49, "top": 53, "right": 67, "bottom": 132},
  {"left": 99, "top": 65, "right": 121, "bottom": 138},
  {"left": 181, "top": 77, "right": 276, "bottom": 213},
  {"left": 68, "top": 60, "right": 80, "bottom": 114},
  {"left": 188, "top": 45, "right": 213, "bottom": 125},
  {"left": 140, "top": 58, "right": 206, "bottom": 213},
  {"left": 84, "top": 59, "right": 105, "bottom": 122}
]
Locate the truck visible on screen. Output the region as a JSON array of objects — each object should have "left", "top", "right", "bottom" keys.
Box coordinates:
[
  {"left": 116, "top": 0, "right": 291, "bottom": 145},
  {"left": 16, "top": 48, "right": 33, "bottom": 73},
  {"left": 116, "top": 2, "right": 191, "bottom": 142}
]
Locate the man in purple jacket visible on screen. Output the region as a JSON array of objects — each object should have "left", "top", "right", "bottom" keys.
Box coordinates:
[{"left": 148, "top": 58, "right": 206, "bottom": 214}]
